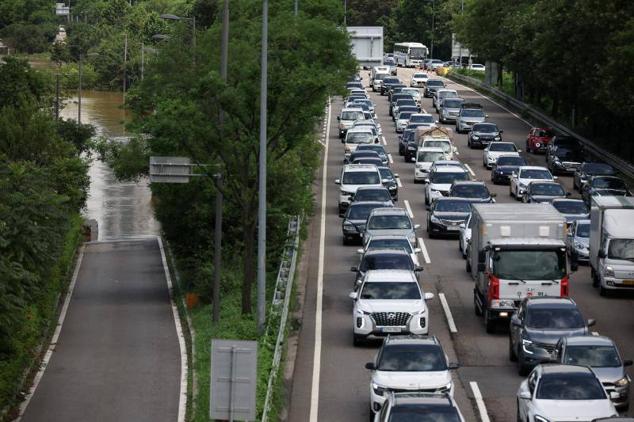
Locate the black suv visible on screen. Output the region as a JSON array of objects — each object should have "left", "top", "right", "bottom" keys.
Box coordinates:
[
  {"left": 424, "top": 79, "right": 445, "bottom": 98},
  {"left": 509, "top": 297, "right": 595, "bottom": 375},
  {"left": 381, "top": 77, "right": 401, "bottom": 95},
  {"left": 573, "top": 162, "right": 616, "bottom": 191},
  {"left": 467, "top": 123, "right": 503, "bottom": 149},
  {"left": 546, "top": 147, "right": 585, "bottom": 175}
]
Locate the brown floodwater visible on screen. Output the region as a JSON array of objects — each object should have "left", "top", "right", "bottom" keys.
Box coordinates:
[{"left": 61, "top": 91, "right": 160, "bottom": 240}]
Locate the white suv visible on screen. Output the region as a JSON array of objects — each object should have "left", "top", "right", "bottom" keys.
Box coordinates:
[
  {"left": 335, "top": 164, "right": 383, "bottom": 216},
  {"left": 365, "top": 335, "right": 457, "bottom": 413},
  {"left": 424, "top": 165, "right": 471, "bottom": 207},
  {"left": 349, "top": 270, "right": 434, "bottom": 346},
  {"left": 414, "top": 147, "right": 448, "bottom": 183},
  {"left": 338, "top": 107, "right": 365, "bottom": 138}
]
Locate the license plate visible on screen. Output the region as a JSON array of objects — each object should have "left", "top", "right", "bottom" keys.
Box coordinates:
[
  {"left": 382, "top": 327, "right": 402, "bottom": 333},
  {"left": 447, "top": 226, "right": 459, "bottom": 231},
  {"left": 623, "top": 280, "right": 634, "bottom": 286}
]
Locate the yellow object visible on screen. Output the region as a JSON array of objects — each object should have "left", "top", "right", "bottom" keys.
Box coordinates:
[{"left": 436, "top": 67, "right": 449, "bottom": 76}]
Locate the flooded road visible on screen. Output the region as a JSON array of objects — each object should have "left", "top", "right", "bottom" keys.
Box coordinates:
[{"left": 61, "top": 90, "right": 160, "bottom": 240}]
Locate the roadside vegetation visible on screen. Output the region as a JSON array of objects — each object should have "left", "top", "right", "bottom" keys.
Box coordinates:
[{"left": 0, "top": 57, "right": 92, "bottom": 413}]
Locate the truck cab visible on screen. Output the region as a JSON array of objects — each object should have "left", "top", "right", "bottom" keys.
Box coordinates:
[{"left": 469, "top": 204, "right": 573, "bottom": 333}]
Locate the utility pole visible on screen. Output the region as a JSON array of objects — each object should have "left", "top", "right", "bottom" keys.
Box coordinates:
[
  {"left": 123, "top": 32, "right": 128, "bottom": 100},
  {"left": 55, "top": 72, "right": 60, "bottom": 120},
  {"left": 257, "top": 0, "right": 269, "bottom": 333},
  {"left": 294, "top": 0, "right": 298, "bottom": 16},
  {"left": 141, "top": 42, "right": 144, "bottom": 81},
  {"left": 430, "top": 0, "right": 435, "bottom": 59},
  {"left": 78, "top": 54, "right": 82, "bottom": 125},
  {"left": 343, "top": 0, "right": 347, "bottom": 26},
  {"left": 192, "top": 16, "right": 196, "bottom": 66}
]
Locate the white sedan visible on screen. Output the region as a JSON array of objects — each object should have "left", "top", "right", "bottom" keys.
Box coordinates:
[
  {"left": 410, "top": 72, "right": 429, "bottom": 87},
  {"left": 482, "top": 142, "right": 521, "bottom": 169},
  {"left": 458, "top": 213, "right": 471, "bottom": 259},
  {"left": 510, "top": 166, "right": 556, "bottom": 199}
]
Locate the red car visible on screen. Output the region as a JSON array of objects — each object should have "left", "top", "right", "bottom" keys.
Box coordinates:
[{"left": 525, "top": 127, "right": 554, "bottom": 153}]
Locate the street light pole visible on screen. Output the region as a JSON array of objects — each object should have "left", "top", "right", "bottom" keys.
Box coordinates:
[
  {"left": 343, "top": 0, "right": 347, "bottom": 26},
  {"left": 430, "top": 0, "right": 435, "bottom": 59},
  {"left": 294, "top": 0, "right": 298, "bottom": 16},
  {"left": 78, "top": 53, "right": 82, "bottom": 125},
  {"left": 257, "top": 0, "right": 268, "bottom": 333}
]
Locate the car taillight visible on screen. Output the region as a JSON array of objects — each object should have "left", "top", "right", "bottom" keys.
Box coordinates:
[
  {"left": 487, "top": 274, "right": 500, "bottom": 301},
  {"left": 560, "top": 275, "right": 569, "bottom": 297}
]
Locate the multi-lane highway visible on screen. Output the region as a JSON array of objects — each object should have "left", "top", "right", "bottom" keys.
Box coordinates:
[{"left": 288, "top": 67, "right": 634, "bottom": 421}]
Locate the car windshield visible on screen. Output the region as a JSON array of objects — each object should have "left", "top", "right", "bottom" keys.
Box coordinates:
[
  {"left": 411, "top": 115, "right": 434, "bottom": 123},
  {"left": 535, "top": 129, "right": 554, "bottom": 137},
  {"left": 360, "top": 282, "right": 421, "bottom": 300},
  {"left": 342, "top": 171, "right": 380, "bottom": 185},
  {"left": 378, "top": 344, "right": 447, "bottom": 371},
  {"left": 403, "top": 131, "right": 416, "bottom": 142},
  {"left": 430, "top": 172, "right": 469, "bottom": 184},
  {"left": 555, "top": 149, "right": 582, "bottom": 160},
  {"left": 427, "top": 80, "right": 444, "bottom": 87},
  {"left": 354, "top": 158, "right": 382, "bottom": 166},
  {"left": 374, "top": 73, "right": 388, "bottom": 81},
  {"left": 584, "top": 163, "right": 615, "bottom": 175},
  {"left": 497, "top": 156, "right": 526, "bottom": 166},
  {"left": 341, "top": 111, "right": 364, "bottom": 120},
  {"left": 575, "top": 223, "right": 590, "bottom": 238},
  {"left": 388, "top": 405, "right": 461, "bottom": 422},
  {"left": 359, "top": 145, "right": 385, "bottom": 155},
  {"left": 413, "top": 73, "right": 427, "bottom": 78},
  {"left": 526, "top": 307, "right": 585, "bottom": 329},
  {"left": 473, "top": 124, "right": 498, "bottom": 133},
  {"left": 521, "top": 169, "right": 552, "bottom": 180},
  {"left": 418, "top": 151, "right": 446, "bottom": 162},
  {"left": 346, "top": 132, "right": 373, "bottom": 144},
  {"left": 563, "top": 345, "right": 621, "bottom": 368},
  {"left": 492, "top": 250, "right": 566, "bottom": 280},
  {"left": 608, "top": 239, "right": 634, "bottom": 260},
  {"left": 536, "top": 373, "right": 606, "bottom": 400},
  {"left": 397, "top": 100, "right": 416, "bottom": 107},
  {"left": 451, "top": 185, "right": 489, "bottom": 199},
  {"left": 347, "top": 204, "right": 387, "bottom": 220},
  {"left": 398, "top": 112, "right": 413, "bottom": 120},
  {"left": 440, "top": 92, "right": 458, "bottom": 99},
  {"left": 402, "top": 89, "right": 419, "bottom": 96},
  {"left": 355, "top": 189, "right": 391, "bottom": 202},
  {"left": 531, "top": 183, "right": 565, "bottom": 196},
  {"left": 461, "top": 109, "right": 484, "bottom": 118},
  {"left": 379, "top": 168, "right": 394, "bottom": 180},
  {"left": 354, "top": 125, "right": 377, "bottom": 135},
  {"left": 424, "top": 140, "right": 451, "bottom": 153},
  {"left": 368, "top": 239, "right": 412, "bottom": 253},
  {"left": 552, "top": 201, "right": 588, "bottom": 215},
  {"left": 434, "top": 200, "right": 471, "bottom": 213},
  {"left": 360, "top": 254, "right": 413, "bottom": 271},
  {"left": 384, "top": 78, "right": 400, "bottom": 84},
  {"left": 443, "top": 99, "right": 464, "bottom": 108},
  {"left": 489, "top": 143, "right": 516, "bottom": 152},
  {"left": 368, "top": 215, "right": 412, "bottom": 230},
  {"left": 592, "top": 177, "right": 626, "bottom": 190}
]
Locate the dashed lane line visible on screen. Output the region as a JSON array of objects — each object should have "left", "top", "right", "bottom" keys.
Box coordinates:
[
  {"left": 403, "top": 199, "right": 414, "bottom": 219},
  {"left": 417, "top": 237, "right": 432, "bottom": 264},
  {"left": 381, "top": 136, "right": 387, "bottom": 145},
  {"left": 439, "top": 293, "right": 458, "bottom": 333},
  {"left": 388, "top": 153, "right": 394, "bottom": 164},
  {"left": 465, "top": 163, "right": 475, "bottom": 177},
  {"left": 470, "top": 381, "right": 491, "bottom": 422},
  {"left": 396, "top": 177, "right": 403, "bottom": 188}
]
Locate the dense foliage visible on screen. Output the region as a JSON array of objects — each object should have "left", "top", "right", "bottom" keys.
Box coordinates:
[{"left": 0, "top": 57, "right": 91, "bottom": 411}]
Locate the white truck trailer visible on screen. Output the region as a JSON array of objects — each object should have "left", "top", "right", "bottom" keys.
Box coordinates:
[
  {"left": 468, "top": 203, "right": 572, "bottom": 333},
  {"left": 589, "top": 196, "right": 634, "bottom": 296},
  {"left": 346, "top": 26, "right": 383, "bottom": 70}
]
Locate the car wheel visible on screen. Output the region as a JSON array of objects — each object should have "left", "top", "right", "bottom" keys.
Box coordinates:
[
  {"left": 353, "top": 333, "right": 364, "bottom": 347},
  {"left": 517, "top": 352, "right": 530, "bottom": 376},
  {"left": 368, "top": 409, "right": 375, "bottom": 422},
  {"left": 509, "top": 336, "right": 518, "bottom": 362},
  {"left": 599, "top": 285, "right": 609, "bottom": 297},
  {"left": 466, "top": 258, "right": 472, "bottom": 273},
  {"left": 473, "top": 291, "right": 481, "bottom": 315},
  {"left": 342, "top": 236, "right": 350, "bottom": 246},
  {"left": 591, "top": 268, "right": 599, "bottom": 287},
  {"left": 484, "top": 309, "right": 496, "bottom": 333},
  {"left": 516, "top": 401, "right": 522, "bottom": 422},
  {"left": 467, "top": 137, "right": 471, "bottom": 148}
]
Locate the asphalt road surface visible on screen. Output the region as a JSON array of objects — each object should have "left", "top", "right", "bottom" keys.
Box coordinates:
[
  {"left": 289, "top": 67, "right": 634, "bottom": 421},
  {"left": 20, "top": 239, "right": 183, "bottom": 422}
]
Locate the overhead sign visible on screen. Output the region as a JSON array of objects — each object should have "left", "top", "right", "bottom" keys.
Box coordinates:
[
  {"left": 210, "top": 339, "right": 257, "bottom": 421},
  {"left": 451, "top": 33, "right": 471, "bottom": 59},
  {"left": 149, "top": 156, "right": 193, "bottom": 184},
  {"left": 55, "top": 3, "right": 70, "bottom": 16}
]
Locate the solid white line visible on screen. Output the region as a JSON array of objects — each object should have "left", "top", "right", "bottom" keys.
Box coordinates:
[
  {"left": 439, "top": 293, "right": 458, "bottom": 333},
  {"left": 381, "top": 136, "right": 387, "bottom": 145},
  {"left": 464, "top": 163, "right": 475, "bottom": 177},
  {"left": 309, "top": 97, "right": 330, "bottom": 422},
  {"left": 157, "top": 237, "right": 188, "bottom": 422},
  {"left": 417, "top": 237, "right": 432, "bottom": 264},
  {"left": 403, "top": 199, "right": 414, "bottom": 219},
  {"left": 17, "top": 246, "right": 86, "bottom": 420},
  {"left": 396, "top": 177, "right": 403, "bottom": 188},
  {"left": 470, "top": 381, "right": 491, "bottom": 422},
  {"left": 388, "top": 153, "right": 394, "bottom": 164}
]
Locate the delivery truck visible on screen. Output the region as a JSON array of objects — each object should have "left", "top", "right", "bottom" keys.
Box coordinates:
[
  {"left": 468, "top": 203, "right": 572, "bottom": 333},
  {"left": 347, "top": 26, "right": 384, "bottom": 69},
  {"left": 589, "top": 196, "right": 634, "bottom": 296}
]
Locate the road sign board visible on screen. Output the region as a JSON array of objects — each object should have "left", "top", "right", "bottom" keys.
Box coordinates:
[
  {"left": 210, "top": 339, "right": 257, "bottom": 421},
  {"left": 55, "top": 3, "right": 70, "bottom": 16},
  {"left": 149, "top": 156, "right": 193, "bottom": 184}
]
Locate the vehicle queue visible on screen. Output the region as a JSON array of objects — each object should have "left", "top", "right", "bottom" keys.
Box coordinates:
[{"left": 332, "top": 64, "right": 633, "bottom": 421}]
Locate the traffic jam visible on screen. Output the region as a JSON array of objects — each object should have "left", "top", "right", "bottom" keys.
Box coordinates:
[{"left": 330, "top": 63, "right": 634, "bottom": 421}]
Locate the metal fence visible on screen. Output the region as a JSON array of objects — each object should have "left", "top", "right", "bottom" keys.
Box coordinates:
[
  {"left": 447, "top": 72, "right": 634, "bottom": 180},
  {"left": 261, "top": 215, "right": 301, "bottom": 422}
]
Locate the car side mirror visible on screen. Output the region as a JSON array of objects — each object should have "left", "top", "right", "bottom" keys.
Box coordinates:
[
  {"left": 587, "top": 318, "right": 596, "bottom": 327},
  {"left": 414, "top": 247, "right": 421, "bottom": 253},
  {"left": 623, "top": 359, "right": 633, "bottom": 367},
  {"left": 447, "top": 362, "right": 459, "bottom": 370},
  {"left": 365, "top": 362, "right": 376, "bottom": 370},
  {"left": 435, "top": 120, "right": 439, "bottom": 124},
  {"left": 348, "top": 291, "right": 358, "bottom": 300},
  {"left": 491, "top": 193, "right": 497, "bottom": 197},
  {"left": 334, "top": 179, "right": 341, "bottom": 185},
  {"left": 610, "top": 391, "right": 620, "bottom": 400},
  {"left": 375, "top": 139, "right": 379, "bottom": 144},
  {"left": 598, "top": 250, "right": 607, "bottom": 258},
  {"left": 414, "top": 224, "right": 421, "bottom": 229},
  {"left": 511, "top": 316, "right": 522, "bottom": 327},
  {"left": 519, "top": 390, "right": 531, "bottom": 400},
  {"left": 356, "top": 248, "right": 364, "bottom": 254},
  {"left": 459, "top": 223, "right": 466, "bottom": 229},
  {"left": 553, "top": 176, "right": 558, "bottom": 180},
  {"left": 350, "top": 266, "right": 358, "bottom": 272},
  {"left": 424, "top": 292, "right": 435, "bottom": 300},
  {"left": 394, "top": 173, "right": 399, "bottom": 178},
  {"left": 411, "top": 157, "right": 416, "bottom": 162},
  {"left": 499, "top": 130, "right": 504, "bottom": 134},
  {"left": 485, "top": 114, "right": 489, "bottom": 118},
  {"left": 337, "top": 116, "right": 340, "bottom": 121},
  {"left": 423, "top": 179, "right": 429, "bottom": 184},
  {"left": 414, "top": 266, "right": 424, "bottom": 272}
]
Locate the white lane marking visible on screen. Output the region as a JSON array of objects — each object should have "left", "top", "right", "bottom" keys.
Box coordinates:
[
  {"left": 17, "top": 246, "right": 86, "bottom": 420},
  {"left": 470, "top": 381, "right": 491, "bottom": 422},
  {"left": 157, "top": 237, "right": 188, "bottom": 422},
  {"left": 439, "top": 293, "right": 458, "bottom": 333},
  {"left": 464, "top": 164, "right": 475, "bottom": 177},
  {"left": 309, "top": 97, "right": 330, "bottom": 422},
  {"left": 444, "top": 77, "right": 532, "bottom": 127},
  {"left": 388, "top": 153, "right": 394, "bottom": 164},
  {"left": 403, "top": 199, "right": 414, "bottom": 219},
  {"left": 381, "top": 136, "right": 387, "bottom": 145},
  {"left": 396, "top": 177, "right": 403, "bottom": 188},
  {"left": 417, "top": 237, "right": 432, "bottom": 264}
]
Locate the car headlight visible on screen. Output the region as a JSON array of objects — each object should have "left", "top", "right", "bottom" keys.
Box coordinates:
[
  {"left": 341, "top": 190, "right": 354, "bottom": 196},
  {"left": 519, "top": 182, "right": 527, "bottom": 188},
  {"left": 605, "top": 266, "right": 615, "bottom": 277},
  {"left": 522, "top": 338, "right": 534, "bottom": 354},
  {"left": 615, "top": 376, "right": 630, "bottom": 387},
  {"left": 388, "top": 185, "right": 397, "bottom": 191},
  {"left": 472, "top": 135, "right": 480, "bottom": 140},
  {"left": 534, "top": 416, "right": 550, "bottom": 422},
  {"left": 430, "top": 215, "right": 442, "bottom": 224},
  {"left": 372, "top": 382, "right": 386, "bottom": 396}
]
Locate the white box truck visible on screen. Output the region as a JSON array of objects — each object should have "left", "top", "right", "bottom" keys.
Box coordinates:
[
  {"left": 347, "top": 26, "right": 383, "bottom": 70},
  {"left": 589, "top": 196, "right": 634, "bottom": 296},
  {"left": 468, "top": 203, "right": 572, "bottom": 333}
]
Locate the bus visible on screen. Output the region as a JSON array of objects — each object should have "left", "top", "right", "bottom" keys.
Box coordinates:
[{"left": 393, "top": 42, "right": 428, "bottom": 68}]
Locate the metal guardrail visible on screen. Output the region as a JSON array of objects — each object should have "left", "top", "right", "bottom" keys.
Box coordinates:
[
  {"left": 447, "top": 72, "right": 634, "bottom": 180},
  {"left": 261, "top": 215, "right": 301, "bottom": 422}
]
